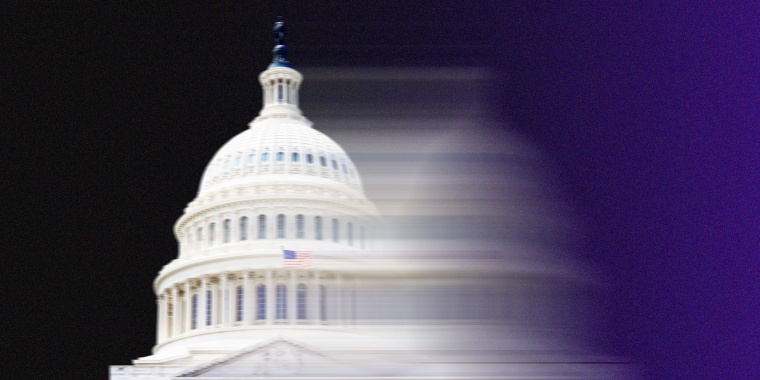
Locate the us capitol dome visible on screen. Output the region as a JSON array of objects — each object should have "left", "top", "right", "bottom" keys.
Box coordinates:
[
  {"left": 174, "top": 59, "right": 377, "bottom": 261},
  {"left": 110, "top": 18, "right": 635, "bottom": 380}
]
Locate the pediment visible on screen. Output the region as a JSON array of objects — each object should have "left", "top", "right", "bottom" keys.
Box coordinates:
[{"left": 174, "top": 337, "right": 386, "bottom": 378}]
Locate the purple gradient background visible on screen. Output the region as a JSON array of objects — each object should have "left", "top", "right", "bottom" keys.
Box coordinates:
[{"left": 6, "top": 2, "right": 758, "bottom": 379}]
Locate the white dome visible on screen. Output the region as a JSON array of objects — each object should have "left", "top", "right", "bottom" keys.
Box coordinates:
[
  {"left": 172, "top": 64, "right": 377, "bottom": 260},
  {"left": 198, "top": 120, "right": 364, "bottom": 198},
  {"left": 156, "top": 36, "right": 381, "bottom": 361}
]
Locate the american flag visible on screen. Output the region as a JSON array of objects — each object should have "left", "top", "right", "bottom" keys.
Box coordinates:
[{"left": 282, "top": 249, "right": 312, "bottom": 268}]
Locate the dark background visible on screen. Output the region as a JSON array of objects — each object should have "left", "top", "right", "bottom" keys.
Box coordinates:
[{"left": 5, "top": 2, "right": 758, "bottom": 379}]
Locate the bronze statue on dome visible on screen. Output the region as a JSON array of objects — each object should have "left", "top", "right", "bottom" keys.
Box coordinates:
[{"left": 273, "top": 16, "right": 287, "bottom": 45}]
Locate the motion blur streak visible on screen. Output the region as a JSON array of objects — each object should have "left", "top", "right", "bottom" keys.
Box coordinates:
[{"left": 302, "top": 67, "right": 639, "bottom": 378}]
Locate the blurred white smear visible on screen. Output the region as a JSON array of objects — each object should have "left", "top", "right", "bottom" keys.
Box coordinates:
[{"left": 295, "top": 67, "right": 639, "bottom": 378}]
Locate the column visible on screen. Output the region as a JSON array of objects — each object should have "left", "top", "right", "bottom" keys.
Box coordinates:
[
  {"left": 165, "top": 288, "right": 174, "bottom": 339},
  {"left": 200, "top": 275, "right": 208, "bottom": 328},
  {"left": 173, "top": 283, "right": 182, "bottom": 336},
  {"left": 156, "top": 294, "right": 165, "bottom": 343},
  {"left": 184, "top": 279, "right": 192, "bottom": 332},
  {"left": 288, "top": 269, "right": 296, "bottom": 324},
  {"left": 350, "top": 277, "right": 356, "bottom": 325},
  {"left": 243, "top": 270, "right": 253, "bottom": 325},
  {"left": 266, "top": 269, "right": 274, "bottom": 324},
  {"left": 211, "top": 278, "right": 218, "bottom": 326},
  {"left": 311, "top": 270, "right": 319, "bottom": 325},
  {"left": 221, "top": 271, "right": 229, "bottom": 327},
  {"left": 336, "top": 273, "right": 343, "bottom": 326}
]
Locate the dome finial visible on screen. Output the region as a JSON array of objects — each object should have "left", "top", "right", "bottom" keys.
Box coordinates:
[
  {"left": 273, "top": 15, "right": 287, "bottom": 45},
  {"left": 269, "top": 16, "right": 292, "bottom": 68}
]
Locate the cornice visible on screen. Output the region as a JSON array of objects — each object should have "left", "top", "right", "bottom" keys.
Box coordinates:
[{"left": 193, "top": 177, "right": 366, "bottom": 210}]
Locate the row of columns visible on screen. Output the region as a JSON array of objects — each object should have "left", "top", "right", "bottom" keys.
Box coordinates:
[
  {"left": 156, "top": 269, "right": 345, "bottom": 343},
  {"left": 185, "top": 216, "right": 368, "bottom": 254},
  {"left": 263, "top": 79, "right": 299, "bottom": 107}
]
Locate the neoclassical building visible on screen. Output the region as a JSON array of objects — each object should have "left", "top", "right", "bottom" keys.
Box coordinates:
[{"left": 110, "top": 19, "right": 635, "bottom": 380}]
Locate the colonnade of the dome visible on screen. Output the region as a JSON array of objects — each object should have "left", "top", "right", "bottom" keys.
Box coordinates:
[
  {"left": 155, "top": 269, "right": 347, "bottom": 346},
  {"left": 261, "top": 72, "right": 300, "bottom": 108}
]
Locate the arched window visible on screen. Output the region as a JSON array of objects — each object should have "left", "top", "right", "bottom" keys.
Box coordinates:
[
  {"left": 234, "top": 156, "right": 241, "bottom": 167},
  {"left": 348, "top": 222, "right": 353, "bottom": 246},
  {"left": 319, "top": 156, "right": 326, "bottom": 167},
  {"left": 256, "top": 285, "right": 266, "bottom": 320},
  {"left": 206, "top": 290, "right": 213, "bottom": 326},
  {"left": 306, "top": 154, "right": 313, "bottom": 164},
  {"left": 223, "top": 219, "right": 231, "bottom": 243},
  {"left": 247, "top": 153, "right": 255, "bottom": 165},
  {"left": 191, "top": 294, "right": 198, "bottom": 329},
  {"left": 239, "top": 216, "right": 248, "bottom": 241},
  {"left": 331, "top": 159, "right": 338, "bottom": 170},
  {"left": 261, "top": 152, "right": 270, "bottom": 162},
  {"left": 296, "top": 215, "right": 304, "bottom": 239},
  {"left": 208, "top": 223, "right": 215, "bottom": 246},
  {"left": 258, "top": 215, "right": 266, "bottom": 239},
  {"left": 292, "top": 152, "right": 299, "bottom": 162},
  {"left": 236, "top": 286, "right": 244, "bottom": 322},
  {"left": 314, "top": 216, "right": 323, "bottom": 240},
  {"left": 276, "top": 152, "right": 285, "bottom": 162},
  {"left": 276, "top": 284, "right": 287, "bottom": 320},
  {"left": 332, "top": 218, "right": 339, "bottom": 242},
  {"left": 277, "top": 214, "right": 286, "bottom": 239},
  {"left": 319, "top": 285, "right": 327, "bottom": 321},
  {"left": 297, "top": 284, "right": 307, "bottom": 320}
]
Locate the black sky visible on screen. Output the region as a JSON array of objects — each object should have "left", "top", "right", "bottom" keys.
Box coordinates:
[{"left": 6, "top": 2, "right": 759, "bottom": 379}]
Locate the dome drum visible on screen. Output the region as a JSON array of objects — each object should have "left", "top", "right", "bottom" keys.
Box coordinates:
[
  {"left": 174, "top": 210, "right": 375, "bottom": 258},
  {"left": 173, "top": 196, "right": 378, "bottom": 259}
]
